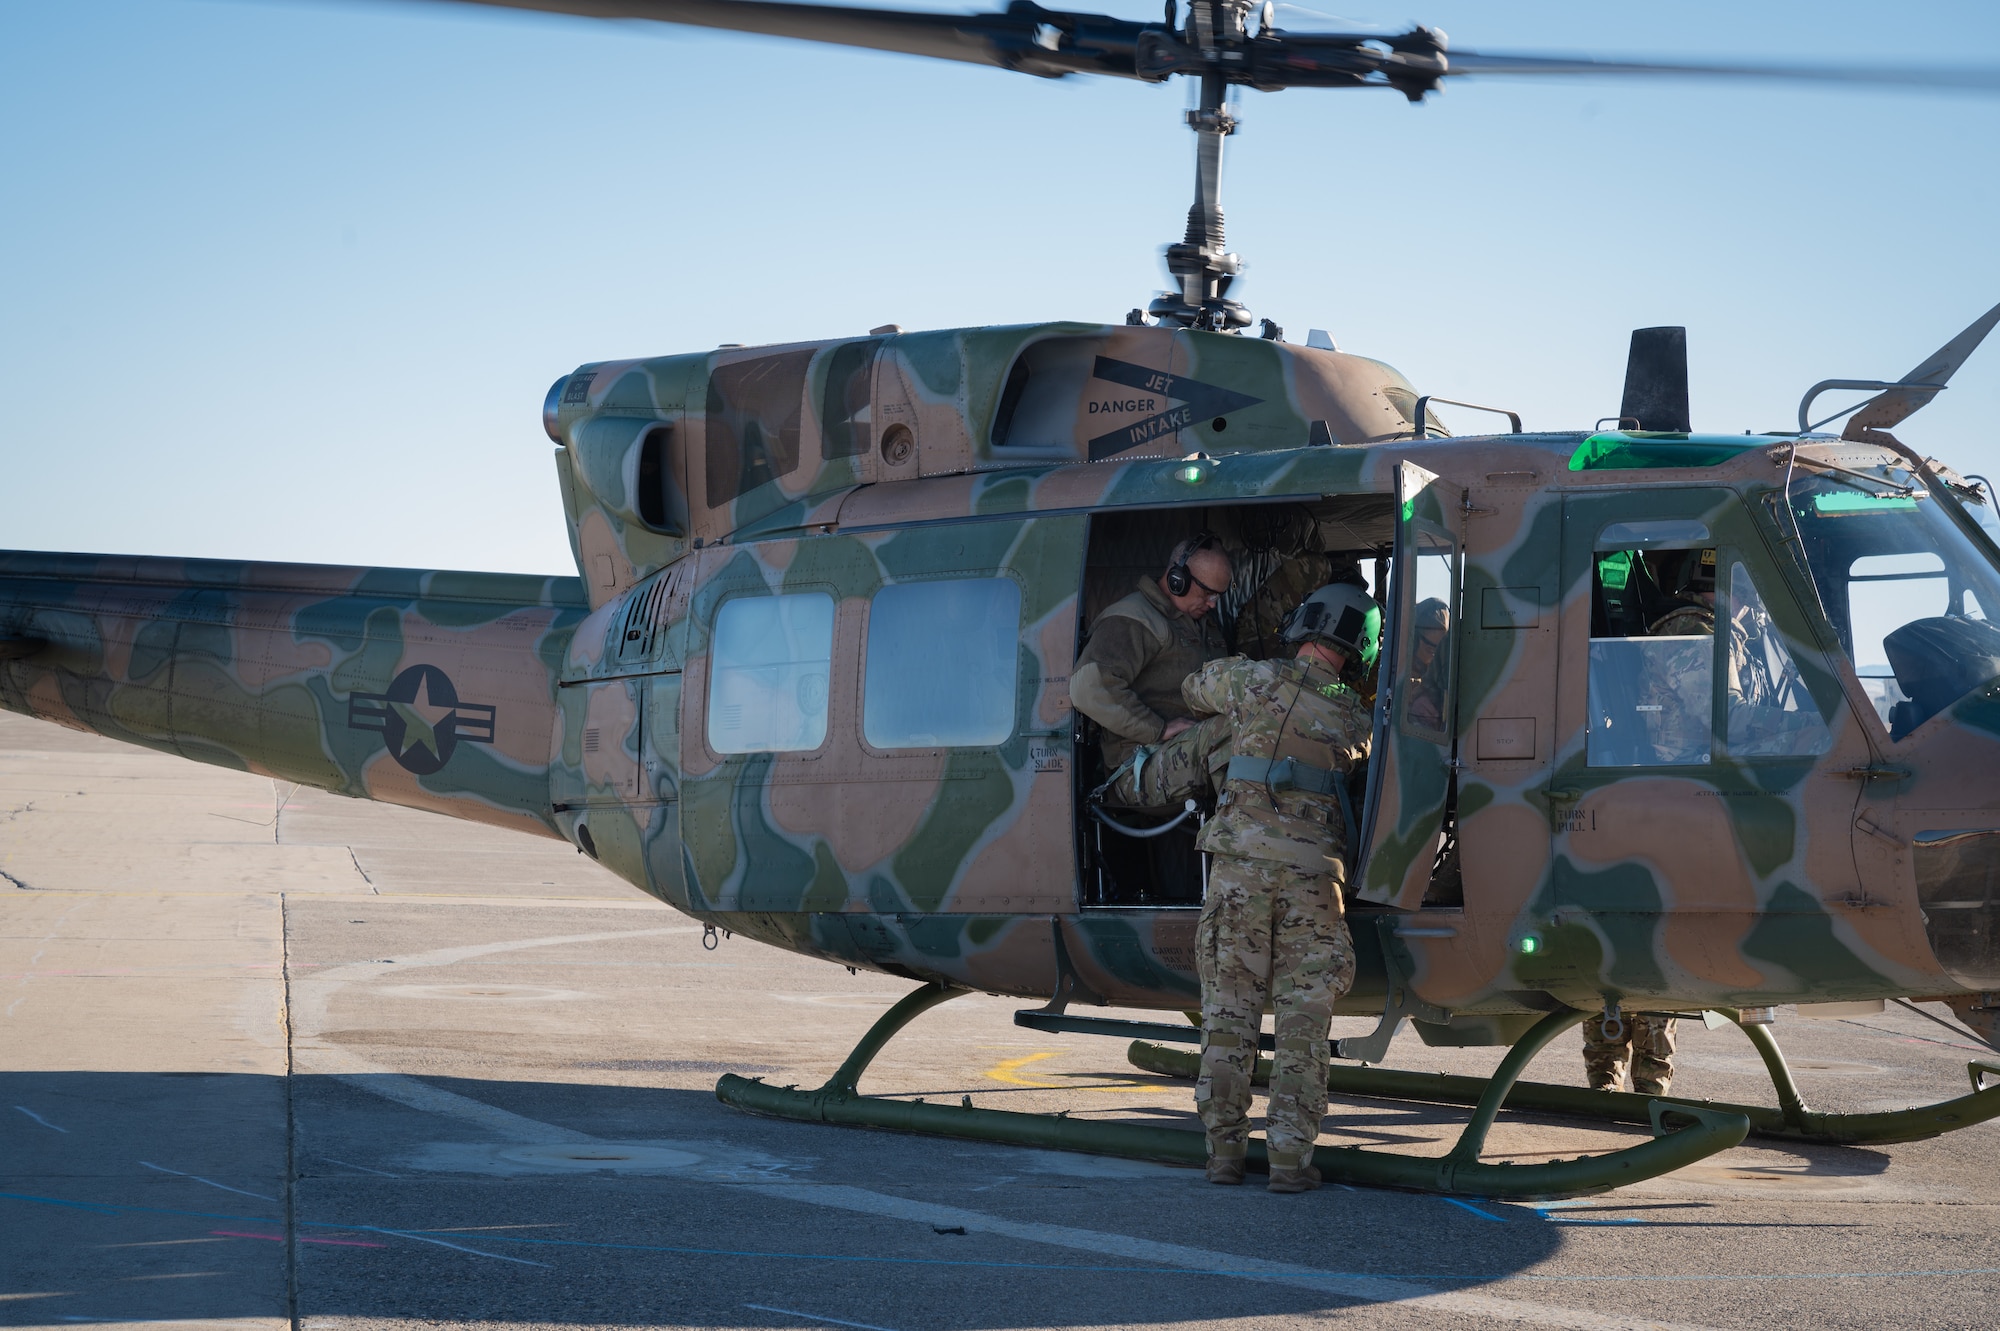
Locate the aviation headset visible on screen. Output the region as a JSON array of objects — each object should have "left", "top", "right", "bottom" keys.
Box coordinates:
[{"left": 1165, "top": 531, "right": 1223, "bottom": 597}]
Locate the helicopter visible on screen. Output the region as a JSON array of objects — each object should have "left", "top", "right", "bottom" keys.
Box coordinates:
[{"left": 7, "top": 0, "right": 2000, "bottom": 1198}]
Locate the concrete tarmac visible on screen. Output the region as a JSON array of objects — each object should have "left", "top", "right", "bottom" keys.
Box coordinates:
[{"left": 4, "top": 709, "right": 2000, "bottom": 1331}]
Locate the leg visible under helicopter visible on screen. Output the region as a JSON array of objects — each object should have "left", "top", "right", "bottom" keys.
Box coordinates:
[{"left": 1126, "top": 1006, "right": 2000, "bottom": 1146}]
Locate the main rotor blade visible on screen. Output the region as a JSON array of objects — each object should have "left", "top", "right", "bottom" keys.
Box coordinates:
[
  {"left": 426, "top": 0, "right": 2000, "bottom": 97},
  {"left": 432, "top": 0, "right": 1153, "bottom": 78},
  {"left": 1442, "top": 49, "right": 2000, "bottom": 94}
]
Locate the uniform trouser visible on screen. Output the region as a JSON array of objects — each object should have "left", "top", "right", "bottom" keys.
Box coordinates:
[
  {"left": 1582, "top": 1013, "right": 1678, "bottom": 1095},
  {"left": 1100, "top": 714, "right": 1232, "bottom": 810},
  {"left": 1195, "top": 857, "right": 1357, "bottom": 1169}
]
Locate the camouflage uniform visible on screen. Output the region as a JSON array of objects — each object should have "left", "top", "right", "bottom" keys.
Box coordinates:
[
  {"left": 1072, "top": 576, "right": 1227, "bottom": 769},
  {"left": 1097, "top": 712, "right": 1234, "bottom": 810},
  {"left": 1185, "top": 653, "right": 1370, "bottom": 1171},
  {"left": 1582, "top": 1012, "right": 1679, "bottom": 1096},
  {"left": 1228, "top": 554, "right": 1378, "bottom": 713},
  {"left": 1637, "top": 602, "right": 1714, "bottom": 765},
  {"left": 1231, "top": 552, "right": 1344, "bottom": 660}
]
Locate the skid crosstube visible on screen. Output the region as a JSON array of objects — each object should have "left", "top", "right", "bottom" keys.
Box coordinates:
[
  {"left": 716, "top": 984, "right": 1750, "bottom": 1199},
  {"left": 1127, "top": 1007, "right": 2000, "bottom": 1146}
]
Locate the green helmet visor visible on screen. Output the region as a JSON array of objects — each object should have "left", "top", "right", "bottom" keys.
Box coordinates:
[
  {"left": 1351, "top": 603, "right": 1382, "bottom": 674},
  {"left": 1283, "top": 587, "right": 1381, "bottom": 673}
]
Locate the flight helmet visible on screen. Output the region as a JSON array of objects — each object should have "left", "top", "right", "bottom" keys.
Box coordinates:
[{"left": 1281, "top": 583, "right": 1382, "bottom": 673}]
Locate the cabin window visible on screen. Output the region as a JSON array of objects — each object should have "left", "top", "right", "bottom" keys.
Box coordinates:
[
  {"left": 863, "top": 578, "right": 1021, "bottom": 749},
  {"left": 1586, "top": 545, "right": 1716, "bottom": 767},
  {"left": 1725, "top": 562, "right": 1831, "bottom": 758},
  {"left": 707, "top": 592, "right": 835, "bottom": 754}
]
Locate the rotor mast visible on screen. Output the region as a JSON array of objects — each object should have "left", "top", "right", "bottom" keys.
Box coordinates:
[{"left": 1149, "top": 0, "right": 1255, "bottom": 331}]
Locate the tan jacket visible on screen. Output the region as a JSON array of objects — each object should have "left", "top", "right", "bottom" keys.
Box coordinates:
[{"left": 1072, "top": 576, "right": 1226, "bottom": 767}]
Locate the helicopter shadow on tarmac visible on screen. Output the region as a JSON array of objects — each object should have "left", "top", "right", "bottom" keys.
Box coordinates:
[{"left": 1, "top": 1067, "right": 1907, "bottom": 1327}]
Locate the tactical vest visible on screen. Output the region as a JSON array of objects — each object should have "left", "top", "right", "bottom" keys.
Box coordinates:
[{"left": 1197, "top": 656, "right": 1369, "bottom": 877}]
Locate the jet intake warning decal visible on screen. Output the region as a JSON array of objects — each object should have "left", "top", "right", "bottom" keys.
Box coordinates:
[
  {"left": 348, "top": 664, "right": 497, "bottom": 775},
  {"left": 1087, "top": 356, "right": 1262, "bottom": 460}
]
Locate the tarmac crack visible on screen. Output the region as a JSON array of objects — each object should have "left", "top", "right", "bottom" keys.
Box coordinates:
[{"left": 346, "top": 847, "right": 376, "bottom": 891}]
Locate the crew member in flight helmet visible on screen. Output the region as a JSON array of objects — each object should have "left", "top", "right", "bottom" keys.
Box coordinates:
[
  {"left": 1071, "top": 534, "right": 1232, "bottom": 771},
  {"left": 1187, "top": 582, "right": 1376, "bottom": 1193}
]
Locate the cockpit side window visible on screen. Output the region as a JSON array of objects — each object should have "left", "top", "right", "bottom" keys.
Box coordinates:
[
  {"left": 1725, "top": 562, "right": 1832, "bottom": 758},
  {"left": 1787, "top": 474, "right": 2000, "bottom": 739},
  {"left": 1586, "top": 540, "right": 1717, "bottom": 767}
]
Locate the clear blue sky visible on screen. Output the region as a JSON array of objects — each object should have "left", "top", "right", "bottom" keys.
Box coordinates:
[{"left": 3, "top": 0, "right": 1998, "bottom": 574}]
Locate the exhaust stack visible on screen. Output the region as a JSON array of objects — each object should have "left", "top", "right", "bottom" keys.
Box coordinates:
[{"left": 1619, "top": 326, "right": 1691, "bottom": 433}]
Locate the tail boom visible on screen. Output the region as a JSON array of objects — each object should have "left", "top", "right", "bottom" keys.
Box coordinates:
[{"left": 0, "top": 551, "right": 588, "bottom": 838}]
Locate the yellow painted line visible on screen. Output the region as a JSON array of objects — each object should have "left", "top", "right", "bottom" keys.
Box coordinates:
[
  {"left": 985, "top": 1051, "right": 1064, "bottom": 1088},
  {"left": 984, "top": 1052, "right": 1177, "bottom": 1094}
]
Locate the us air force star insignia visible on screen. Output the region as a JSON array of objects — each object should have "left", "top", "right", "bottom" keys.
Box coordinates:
[
  {"left": 347, "top": 665, "right": 498, "bottom": 776},
  {"left": 1086, "top": 356, "right": 1264, "bottom": 461}
]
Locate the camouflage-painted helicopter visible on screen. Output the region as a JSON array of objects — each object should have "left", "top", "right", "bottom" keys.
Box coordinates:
[{"left": 8, "top": 0, "right": 2000, "bottom": 1197}]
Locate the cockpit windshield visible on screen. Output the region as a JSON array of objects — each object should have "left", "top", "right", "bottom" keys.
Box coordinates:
[{"left": 1785, "top": 464, "right": 2000, "bottom": 739}]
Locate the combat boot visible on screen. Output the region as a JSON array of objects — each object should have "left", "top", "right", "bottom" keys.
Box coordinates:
[
  {"left": 1205, "top": 1155, "right": 1246, "bottom": 1186},
  {"left": 1266, "top": 1163, "right": 1321, "bottom": 1194}
]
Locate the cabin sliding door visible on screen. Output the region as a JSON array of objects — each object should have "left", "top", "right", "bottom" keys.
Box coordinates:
[{"left": 679, "top": 516, "right": 1084, "bottom": 917}]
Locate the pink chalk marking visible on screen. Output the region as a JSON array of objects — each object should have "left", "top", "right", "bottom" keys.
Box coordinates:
[{"left": 211, "top": 1230, "right": 385, "bottom": 1249}]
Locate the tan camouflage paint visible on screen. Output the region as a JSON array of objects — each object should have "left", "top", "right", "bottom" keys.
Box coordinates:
[{"left": 6, "top": 321, "right": 2000, "bottom": 1041}]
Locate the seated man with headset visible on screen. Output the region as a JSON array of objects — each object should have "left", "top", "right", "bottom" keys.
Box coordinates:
[
  {"left": 1089, "top": 561, "right": 1381, "bottom": 828},
  {"left": 1071, "top": 533, "right": 1235, "bottom": 779}
]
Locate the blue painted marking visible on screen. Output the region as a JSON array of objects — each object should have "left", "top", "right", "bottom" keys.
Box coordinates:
[
  {"left": 1442, "top": 1197, "right": 1506, "bottom": 1222},
  {"left": 13, "top": 1106, "right": 69, "bottom": 1133}
]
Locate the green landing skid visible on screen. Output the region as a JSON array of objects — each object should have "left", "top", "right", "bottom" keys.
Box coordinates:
[
  {"left": 716, "top": 984, "right": 1750, "bottom": 1199},
  {"left": 1127, "top": 1008, "right": 2000, "bottom": 1147}
]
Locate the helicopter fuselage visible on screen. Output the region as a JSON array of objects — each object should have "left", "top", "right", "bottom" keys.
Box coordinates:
[{"left": 5, "top": 322, "right": 1999, "bottom": 1045}]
